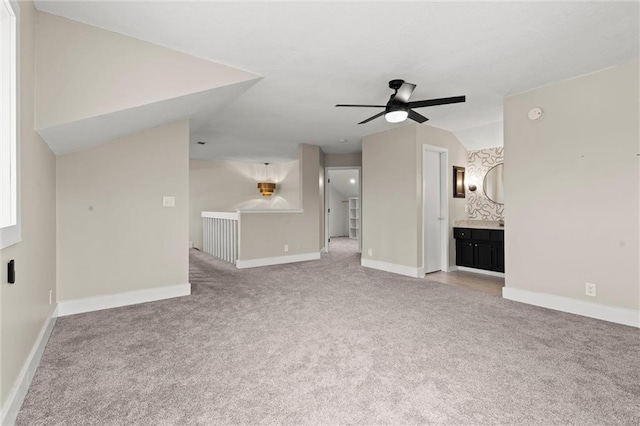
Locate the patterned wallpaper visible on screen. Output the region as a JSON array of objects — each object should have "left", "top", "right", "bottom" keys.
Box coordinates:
[{"left": 467, "top": 147, "right": 504, "bottom": 220}]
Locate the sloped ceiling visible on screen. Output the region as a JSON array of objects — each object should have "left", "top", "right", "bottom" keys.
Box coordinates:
[
  {"left": 39, "top": 81, "right": 259, "bottom": 155},
  {"left": 34, "top": 2, "right": 639, "bottom": 159},
  {"left": 35, "top": 12, "right": 261, "bottom": 155}
]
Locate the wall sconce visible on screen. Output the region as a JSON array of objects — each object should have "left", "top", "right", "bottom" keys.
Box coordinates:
[
  {"left": 453, "top": 166, "right": 466, "bottom": 198},
  {"left": 257, "top": 163, "right": 277, "bottom": 196}
]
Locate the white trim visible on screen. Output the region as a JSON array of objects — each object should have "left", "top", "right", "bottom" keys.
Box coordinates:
[
  {"left": 456, "top": 266, "right": 505, "bottom": 278},
  {"left": 324, "top": 166, "right": 362, "bottom": 254},
  {"left": 421, "top": 144, "right": 449, "bottom": 274},
  {"left": 1, "top": 304, "right": 57, "bottom": 426},
  {"left": 237, "top": 209, "right": 303, "bottom": 214},
  {"left": 201, "top": 211, "right": 238, "bottom": 220},
  {"left": 57, "top": 283, "right": 191, "bottom": 317},
  {"left": 236, "top": 251, "right": 321, "bottom": 269},
  {"left": 503, "top": 287, "right": 640, "bottom": 328},
  {"left": 0, "top": 0, "right": 21, "bottom": 250},
  {"left": 361, "top": 258, "right": 424, "bottom": 279}
]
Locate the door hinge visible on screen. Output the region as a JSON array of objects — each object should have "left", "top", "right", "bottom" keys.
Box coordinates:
[
  {"left": 328, "top": 208, "right": 330, "bottom": 213},
  {"left": 328, "top": 238, "right": 331, "bottom": 243},
  {"left": 328, "top": 178, "right": 330, "bottom": 183}
]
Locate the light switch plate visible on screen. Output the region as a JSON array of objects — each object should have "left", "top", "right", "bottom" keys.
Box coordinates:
[{"left": 163, "top": 196, "right": 175, "bottom": 207}]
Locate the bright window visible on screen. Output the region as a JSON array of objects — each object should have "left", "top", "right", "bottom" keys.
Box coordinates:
[{"left": 0, "top": 0, "right": 19, "bottom": 249}]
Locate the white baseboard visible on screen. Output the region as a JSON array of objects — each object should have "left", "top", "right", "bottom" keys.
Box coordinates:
[
  {"left": 236, "top": 252, "right": 321, "bottom": 269},
  {"left": 455, "top": 266, "right": 505, "bottom": 278},
  {"left": 503, "top": 287, "right": 640, "bottom": 328},
  {"left": 361, "top": 258, "right": 424, "bottom": 278},
  {"left": 57, "top": 283, "right": 191, "bottom": 317},
  {"left": 1, "top": 305, "right": 58, "bottom": 426}
]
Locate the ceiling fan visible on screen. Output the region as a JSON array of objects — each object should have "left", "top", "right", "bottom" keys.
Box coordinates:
[{"left": 336, "top": 79, "right": 466, "bottom": 125}]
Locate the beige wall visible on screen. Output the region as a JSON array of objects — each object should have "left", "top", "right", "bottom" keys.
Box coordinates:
[
  {"left": 362, "top": 125, "right": 420, "bottom": 267},
  {"left": 190, "top": 159, "right": 300, "bottom": 249},
  {"left": 362, "top": 124, "right": 468, "bottom": 270},
  {"left": 0, "top": 1, "right": 57, "bottom": 409},
  {"left": 57, "top": 120, "right": 189, "bottom": 301},
  {"left": 238, "top": 144, "right": 323, "bottom": 260},
  {"left": 35, "top": 12, "right": 258, "bottom": 130},
  {"left": 324, "top": 152, "right": 362, "bottom": 167},
  {"left": 504, "top": 62, "right": 639, "bottom": 310}
]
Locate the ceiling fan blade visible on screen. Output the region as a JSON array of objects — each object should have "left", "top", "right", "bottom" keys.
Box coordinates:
[
  {"left": 408, "top": 96, "right": 466, "bottom": 109},
  {"left": 394, "top": 82, "right": 416, "bottom": 103},
  {"left": 358, "top": 111, "right": 386, "bottom": 124},
  {"left": 335, "top": 104, "right": 386, "bottom": 108},
  {"left": 408, "top": 109, "right": 429, "bottom": 123}
]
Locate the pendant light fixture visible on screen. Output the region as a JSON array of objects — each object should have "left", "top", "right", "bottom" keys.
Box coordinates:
[{"left": 257, "top": 163, "right": 276, "bottom": 196}]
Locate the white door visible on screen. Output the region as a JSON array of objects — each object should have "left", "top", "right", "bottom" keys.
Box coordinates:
[{"left": 423, "top": 150, "right": 442, "bottom": 273}]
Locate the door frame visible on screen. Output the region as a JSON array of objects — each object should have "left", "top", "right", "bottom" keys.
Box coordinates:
[
  {"left": 324, "top": 166, "right": 362, "bottom": 253},
  {"left": 421, "top": 144, "right": 449, "bottom": 273}
]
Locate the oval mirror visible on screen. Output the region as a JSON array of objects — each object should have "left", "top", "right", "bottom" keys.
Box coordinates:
[{"left": 483, "top": 163, "right": 504, "bottom": 204}]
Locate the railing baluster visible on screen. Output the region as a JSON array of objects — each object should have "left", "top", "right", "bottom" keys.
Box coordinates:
[
  {"left": 232, "top": 220, "right": 237, "bottom": 264},
  {"left": 201, "top": 212, "right": 239, "bottom": 265}
]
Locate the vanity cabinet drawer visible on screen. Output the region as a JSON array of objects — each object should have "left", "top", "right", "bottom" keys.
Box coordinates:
[
  {"left": 471, "top": 229, "right": 490, "bottom": 240},
  {"left": 454, "top": 228, "right": 471, "bottom": 239}
]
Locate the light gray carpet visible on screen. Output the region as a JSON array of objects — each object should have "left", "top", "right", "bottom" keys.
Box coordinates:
[{"left": 16, "top": 238, "right": 640, "bottom": 425}]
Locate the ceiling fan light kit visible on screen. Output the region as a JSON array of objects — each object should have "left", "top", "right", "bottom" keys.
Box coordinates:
[
  {"left": 336, "top": 79, "right": 466, "bottom": 125},
  {"left": 385, "top": 109, "right": 409, "bottom": 123}
]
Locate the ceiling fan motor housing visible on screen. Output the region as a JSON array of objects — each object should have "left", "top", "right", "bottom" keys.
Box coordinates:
[
  {"left": 387, "top": 103, "right": 408, "bottom": 113},
  {"left": 388, "top": 79, "right": 405, "bottom": 91}
]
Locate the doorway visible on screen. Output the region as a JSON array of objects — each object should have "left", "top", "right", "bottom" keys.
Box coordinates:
[
  {"left": 422, "top": 145, "right": 449, "bottom": 273},
  {"left": 325, "top": 167, "right": 361, "bottom": 254}
]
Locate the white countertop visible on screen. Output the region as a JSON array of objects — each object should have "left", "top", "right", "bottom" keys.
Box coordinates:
[{"left": 454, "top": 220, "right": 504, "bottom": 230}]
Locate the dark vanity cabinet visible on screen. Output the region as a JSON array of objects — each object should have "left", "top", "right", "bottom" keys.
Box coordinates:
[{"left": 454, "top": 228, "right": 504, "bottom": 273}]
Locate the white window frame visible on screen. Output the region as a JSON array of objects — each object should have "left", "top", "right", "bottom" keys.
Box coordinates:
[{"left": 0, "top": 0, "right": 20, "bottom": 249}]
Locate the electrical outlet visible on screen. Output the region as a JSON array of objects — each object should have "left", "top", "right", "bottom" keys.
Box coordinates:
[
  {"left": 368, "top": 248, "right": 373, "bottom": 256},
  {"left": 49, "top": 290, "right": 53, "bottom": 305},
  {"left": 585, "top": 282, "right": 597, "bottom": 297},
  {"left": 284, "top": 244, "right": 289, "bottom": 252},
  {"left": 162, "top": 196, "right": 175, "bottom": 207}
]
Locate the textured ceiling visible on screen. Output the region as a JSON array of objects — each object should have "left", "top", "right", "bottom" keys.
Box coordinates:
[{"left": 35, "top": 1, "right": 639, "bottom": 160}]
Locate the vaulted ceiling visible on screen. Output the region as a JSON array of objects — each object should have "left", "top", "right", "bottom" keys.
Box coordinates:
[{"left": 34, "top": 1, "right": 639, "bottom": 161}]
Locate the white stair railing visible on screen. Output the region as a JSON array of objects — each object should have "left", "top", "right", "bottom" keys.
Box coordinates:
[{"left": 202, "top": 212, "right": 238, "bottom": 264}]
